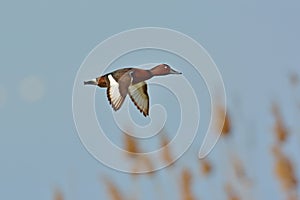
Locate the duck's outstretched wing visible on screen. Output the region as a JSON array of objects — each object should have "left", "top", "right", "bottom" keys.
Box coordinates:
[
  {"left": 106, "top": 74, "right": 129, "bottom": 111},
  {"left": 128, "top": 82, "right": 149, "bottom": 117}
]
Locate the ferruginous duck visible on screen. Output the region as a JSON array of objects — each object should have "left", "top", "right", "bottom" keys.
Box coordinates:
[{"left": 84, "top": 64, "right": 182, "bottom": 117}]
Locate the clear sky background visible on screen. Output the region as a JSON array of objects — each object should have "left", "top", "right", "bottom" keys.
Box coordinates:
[{"left": 1, "top": 0, "right": 300, "bottom": 200}]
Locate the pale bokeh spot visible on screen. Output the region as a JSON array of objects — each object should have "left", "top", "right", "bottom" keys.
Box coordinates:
[
  {"left": 19, "top": 76, "right": 45, "bottom": 102},
  {"left": 0, "top": 85, "right": 7, "bottom": 108}
]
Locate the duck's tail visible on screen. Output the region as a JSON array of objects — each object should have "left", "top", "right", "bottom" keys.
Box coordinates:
[
  {"left": 84, "top": 78, "right": 98, "bottom": 86},
  {"left": 83, "top": 76, "right": 108, "bottom": 87}
]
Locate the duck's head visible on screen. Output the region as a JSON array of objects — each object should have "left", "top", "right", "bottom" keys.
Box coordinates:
[{"left": 150, "top": 64, "right": 182, "bottom": 76}]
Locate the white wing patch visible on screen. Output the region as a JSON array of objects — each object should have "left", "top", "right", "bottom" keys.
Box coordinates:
[
  {"left": 107, "top": 74, "right": 125, "bottom": 111},
  {"left": 128, "top": 82, "right": 149, "bottom": 116}
]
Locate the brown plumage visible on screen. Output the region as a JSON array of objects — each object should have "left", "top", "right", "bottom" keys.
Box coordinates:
[{"left": 84, "top": 64, "right": 181, "bottom": 117}]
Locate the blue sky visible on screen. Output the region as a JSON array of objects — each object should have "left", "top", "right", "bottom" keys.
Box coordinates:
[{"left": 1, "top": 0, "right": 300, "bottom": 199}]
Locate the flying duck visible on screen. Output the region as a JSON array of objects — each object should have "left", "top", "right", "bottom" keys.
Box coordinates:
[{"left": 84, "top": 64, "right": 182, "bottom": 117}]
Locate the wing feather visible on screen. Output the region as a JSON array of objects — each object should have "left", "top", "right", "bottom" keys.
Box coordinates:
[
  {"left": 128, "top": 82, "right": 149, "bottom": 117},
  {"left": 106, "top": 74, "right": 126, "bottom": 111}
]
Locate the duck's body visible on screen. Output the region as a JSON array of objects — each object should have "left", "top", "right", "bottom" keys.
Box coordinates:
[
  {"left": 97, "top": 68, "right": 154, "bottom": 87},
  {"left": 84, "top": 64, "right": 181, "bottom": 117}
]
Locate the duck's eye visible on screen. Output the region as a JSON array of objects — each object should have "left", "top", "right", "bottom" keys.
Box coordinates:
[{"left": 164, "top": 66, "right": 168, "bottom": 69}]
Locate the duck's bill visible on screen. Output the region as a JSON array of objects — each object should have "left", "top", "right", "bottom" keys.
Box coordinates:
[
  {"left": 84, "top": 79, "right": 98, "bottom": 85},
  {"left": 170, "top": 69, "right": 182, "bottom": 74}
]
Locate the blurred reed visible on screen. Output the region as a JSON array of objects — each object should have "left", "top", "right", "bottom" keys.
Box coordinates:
[
  {"left": 53, "top": 189, "right": 64, "bottom": 200},
  {"left": 181, "top": 168, "right": 196, "bottom": 200},
  {"left": 272, "top": 146, "right": 298, "bottom": 192},
  {"left": 272, "top": 103, "right": 288, "bottom": 143},
  {"left": 160, "top": 133, "right": 173, "bottom": 165},
  {"left": 55, "top": 75, "right": 300, "bottom": 200},
  {"left": 225, "top": 184, "right": 240, "bottom": 200},
  {"left": 102, "top": 177, "right": 125, "bottom": 200},
  {"left": 123, "top": 132, "right": 140, "bottom": 155},
  {"left": 216, "top": 104, "right": 231, "bottom": 136},
  {"left": 199, "top": 158, "right": 212, "bottom": 176}
]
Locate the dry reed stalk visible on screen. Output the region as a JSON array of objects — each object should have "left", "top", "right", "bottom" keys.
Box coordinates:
[
  {"left": 181, "top": 168, "right": 195, "bottom": 200},
  {"left": 225, "top": 183, "right": 240, "bottom": 200},
  {"left": 230, "top": 154, "right": 253, "bottom": 189},
  {"left": 232, "top": 155, "right": 246, "bottom": 181},
  {"left": 233, "top": 158, "right": 245, "bottom": 181},
  {"left": 272, "top": 146, "right": 298, "bottom": 191},
  {"left": 103, "top": 178, "right": 124, "bottom": 200},
  {"left": 200, "top": 159, "right": 212, "bottom": 176},
  {"left": 216, "top": 105, "right": 231, "bottom": 136},
  {"left": 131, "top": 155, "right": 155, "bottom": 176},
  {"left": 142, "top": 155, "right": 155, "bottom": 176},
  {"left": 160, "top": 134, "right": 173, "bottom": 164},
  {"left": 272, "top": 103, "right": 288, "bottom": 143},
  {"left": 122, "top": 132, "right": 155, "bottom": 177},
  {"left": 123, "top": 133, "right": 140, "bottom": 155},
  {"left": 53, "top": 189, "right": 63, "bottom": 200}
]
